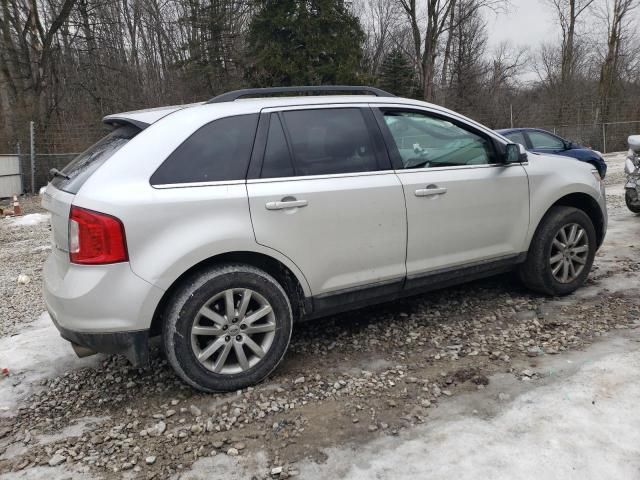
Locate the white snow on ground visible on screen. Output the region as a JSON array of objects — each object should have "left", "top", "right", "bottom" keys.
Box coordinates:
[
  {"left": 295, "top": 332, "right": 640, "bottom": 480},
  {"left": 0, "top": 313, "right": 102, "bottom": 417},
  {"left": 0, "top": 465, "right": 94, "bottom": 480},
  {"left": 5, "top": 213, "right": 50, "bottom": 228},
  {"left": 173, "top": 451, "right": 269, "bottom": 480}
]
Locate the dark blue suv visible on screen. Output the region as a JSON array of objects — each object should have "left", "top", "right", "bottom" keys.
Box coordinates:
[{"left": 496, "top": 128, "right": 607, "bottom": 178}]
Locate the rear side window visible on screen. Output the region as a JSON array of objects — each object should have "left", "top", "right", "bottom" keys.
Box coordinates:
[
  {"left": 281, "top": 108, "right": 380, "bottom": 176},
  {"left": 151, "top": 114, "right": 259, "bottom": 185},
  {"left": 52, "top": 125, "right": 140, "bottom": 194}
]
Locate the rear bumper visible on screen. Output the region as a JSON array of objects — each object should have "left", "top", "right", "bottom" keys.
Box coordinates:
[
  {"left": 43, "top": 249, "right": 164, "bottom": 365},
  {"left": 52, "top": 317, "right": 150, "bottom": 366}
]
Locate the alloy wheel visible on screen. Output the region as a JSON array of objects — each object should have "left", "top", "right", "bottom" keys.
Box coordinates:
[
  {"left": 190, "top": 288, "right": 276, "bottom": 374},
  {"left": 549, "top": 223, "right": 589, "bottom": 284}
]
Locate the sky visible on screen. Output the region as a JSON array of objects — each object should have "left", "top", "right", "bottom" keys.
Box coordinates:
[{"left": 485, "top": 0, "right": 558, "bottom": 51}]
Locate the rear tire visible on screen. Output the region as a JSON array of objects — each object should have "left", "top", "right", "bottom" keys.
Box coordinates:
[
  {"left": 625, "top": 189, "right": 640, "bottom": 214},
  {"left": 162, "top": 264, "right": 293, "bottom": 392},
  {"left": 519, "top": 206, "right": 596, "bottom": 296}
]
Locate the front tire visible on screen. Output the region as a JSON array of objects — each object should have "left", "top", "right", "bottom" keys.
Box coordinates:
[
  {"left": 162, "top": 264, "right": 293, "bottom": 392},
  {"left": 519, "top": 206, "right": 596, "bottom": 296},
  {"left": 625, "top": 188, "right": 640, "bottom": 213}
]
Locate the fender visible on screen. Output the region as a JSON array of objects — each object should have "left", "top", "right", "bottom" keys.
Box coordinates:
[{"left": 524, "top": 154, "right": 605, "bottom": 250}]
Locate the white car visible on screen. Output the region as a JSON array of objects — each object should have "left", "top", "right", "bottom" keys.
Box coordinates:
[{"left": 41, "top": 86, "right": 607, "bottom": 392}]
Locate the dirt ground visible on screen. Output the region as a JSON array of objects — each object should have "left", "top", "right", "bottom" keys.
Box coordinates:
[{"left": 0, "top": 152, "right": 638, "bottom": 479}]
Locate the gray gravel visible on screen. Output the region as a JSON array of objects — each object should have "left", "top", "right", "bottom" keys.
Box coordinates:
[{"left": 0, "top": 196, "right": 49, "bottom": 337}]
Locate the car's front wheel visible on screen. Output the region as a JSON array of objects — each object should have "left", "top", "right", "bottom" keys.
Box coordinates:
[
  {"left": 163, "top": 264, "right": 293, "bottom": 392},
  {"left": 625, "top": 188, "right": 640, "bottom": 213},
  {"left": 519, "top": 206, "right": 596, "bottom": 296}
]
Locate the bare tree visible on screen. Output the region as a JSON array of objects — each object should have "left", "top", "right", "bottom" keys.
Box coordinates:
[
  {"left": 547, "top": 0, "right": 595, "bottom": 85},
  {"left": 0, "top": 0, "right": 77, "bottom": 140},
  {"left": 358, "top": 0, "right": 402, "bottom": 77},
  {"left": 395, "top": 0, "right": 507, "bottom": 101},
  {"left": 596, "top": 0, "right": 639, "bottom": 121}
]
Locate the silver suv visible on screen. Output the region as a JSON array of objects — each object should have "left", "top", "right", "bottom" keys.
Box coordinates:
[{"left": 42, "top": 86, "right": 607, "bottom": 392}]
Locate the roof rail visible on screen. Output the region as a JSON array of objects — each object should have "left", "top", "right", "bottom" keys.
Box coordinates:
[{"left": 205, "top": 86, "right": 395, "bottom": 104}]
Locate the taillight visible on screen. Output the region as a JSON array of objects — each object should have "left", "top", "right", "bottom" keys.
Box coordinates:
[{"left": 69, "top": 206, "right": 128, "bottom": 264}]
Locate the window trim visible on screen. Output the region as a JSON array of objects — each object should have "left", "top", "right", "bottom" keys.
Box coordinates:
[
  {"left": 372, "top": 107, "right": 505, "bottom": 171},
  {"left": 149, "top": 113, "right": 260, "bottom": 188},
  {"left": 247, "top": 105, "right": 392, "bottom": 180}
]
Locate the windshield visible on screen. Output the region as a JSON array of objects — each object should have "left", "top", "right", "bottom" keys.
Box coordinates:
[{"left": 51, "top": 125, "right": 140, "bottom": 193}]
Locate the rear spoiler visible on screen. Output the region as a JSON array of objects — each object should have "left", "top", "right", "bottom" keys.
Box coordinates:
[
  {"left": 103, "top": 117, "right": 150, "bottom": 130},
  {"left": 102, "top": 102, "right": 204, "bottom": 131}
]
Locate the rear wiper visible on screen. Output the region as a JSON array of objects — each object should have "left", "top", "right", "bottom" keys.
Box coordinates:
[{"left": 49, "top": 168, "right": 70, "bottom": 180}]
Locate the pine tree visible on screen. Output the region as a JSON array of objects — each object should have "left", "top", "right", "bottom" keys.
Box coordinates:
[
  {"left": 246, "top": 0, "right": 366, "bottom": 87},
  {"left": 378, "top": 49, "right": 416, "bottom": 98}
]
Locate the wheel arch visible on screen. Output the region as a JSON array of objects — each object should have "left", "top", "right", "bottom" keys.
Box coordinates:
[
  {"left": 150, "top": 251, "right": 311, "bottom": 336},
  {"left": 532, "top": 192, "right": 605, "bottom": 250}
]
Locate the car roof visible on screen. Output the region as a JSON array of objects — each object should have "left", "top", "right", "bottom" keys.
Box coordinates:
[{"left": 102, "top": 95, "right": 462, "bottom": 129}]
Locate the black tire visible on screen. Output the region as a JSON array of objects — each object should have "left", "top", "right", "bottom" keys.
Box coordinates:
[
  {"left": 518, "top": 206, "right": 596, "bottom": 296},
  {"left": 625, "top": 189, "right": 640, "bottom": 214},
  {"left": 162, "top": 264, "right": 293, "bottom": 392}
]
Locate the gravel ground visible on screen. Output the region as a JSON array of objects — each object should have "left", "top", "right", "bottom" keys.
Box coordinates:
[
  {"left": 0, "top": 153, "right": 639, "bottom": 479},
  {"left": 0, "top": 196, "right": 49, "bottom": 337}
]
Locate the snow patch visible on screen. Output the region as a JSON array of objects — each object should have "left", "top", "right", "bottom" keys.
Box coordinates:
[
  {"left": 0, "top": 313, "right": 103, "bottom": 417},
  {"left": 175, "top": 451, "right": 268, "bottom": 480},
  {"left": 296, "top": 347, "right": 640, "bottom": 480},
  {"left": 6, "top": 213, "right": 50, "bottom": 227},
  {"left": 0, "top": 465, "right": 95, "bottom": 480},
  {"left": 36, "top": 417, "right": 109, "bottom": 445}
]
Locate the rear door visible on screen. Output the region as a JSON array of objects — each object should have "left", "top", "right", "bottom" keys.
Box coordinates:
[
  {"left": 373, "top": 106, "right": 530, "bottom": 282},
  {"left": 247, "top": 106, "right": 407, "bottom": 297}
]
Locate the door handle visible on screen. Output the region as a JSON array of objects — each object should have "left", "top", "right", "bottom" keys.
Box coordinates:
[
  {"left": 415, "top": 186, "right": 447, "bottom": 197},
  {"left": 265, "top": 199, "right": 308, "bottom": 210}
]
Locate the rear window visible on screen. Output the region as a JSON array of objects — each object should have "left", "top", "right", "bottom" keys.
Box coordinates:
[
  {"left": 150, "top": 114, "right": 259, "bottom": 186},
  {"left": 52, "top": 125, "right": 140, "bottom": 194}
]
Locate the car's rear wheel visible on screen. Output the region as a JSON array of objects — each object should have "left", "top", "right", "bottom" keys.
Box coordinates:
[
  {"left": 163, "top": 264, "right": 293, "bottom": 392},
  {"left": 625, "top": 188, "right": 640, "bottom": 213},
  {"left": 519, "top": 206, "right": 596, "bottom": 296}
]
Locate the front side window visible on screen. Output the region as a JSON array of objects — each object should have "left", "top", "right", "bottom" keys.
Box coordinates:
[
  {"left": 382, "top": 111, "right": 496, "bottom": 169},
  {"left": 281, "top": 108, "right": 379, "bottom": 176},
  {"left": 528, "top": 131, "right": 565, "bottom": 149},
  {"left": 504, "top": 131, "right": 528, "bottom": 147},
  {"left": 151, "top": 114, "right": 258, "bottom": 185}
]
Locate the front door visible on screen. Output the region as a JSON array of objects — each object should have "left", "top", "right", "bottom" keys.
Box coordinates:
[
  {"left": 247, "top": 106, "right": 407, "bottom": 296},
  {"left": 374, "top": 107, "right": 530, "bottom": 280}
]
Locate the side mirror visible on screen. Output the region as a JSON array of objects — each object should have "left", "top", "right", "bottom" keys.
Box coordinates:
[{"left": 505, "top": 143, "right": 526, "bottom": 163}]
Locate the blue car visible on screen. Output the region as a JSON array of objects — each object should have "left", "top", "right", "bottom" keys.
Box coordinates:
[{"left": 496, "top": 128, "right": 607, "bottom": 178}]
